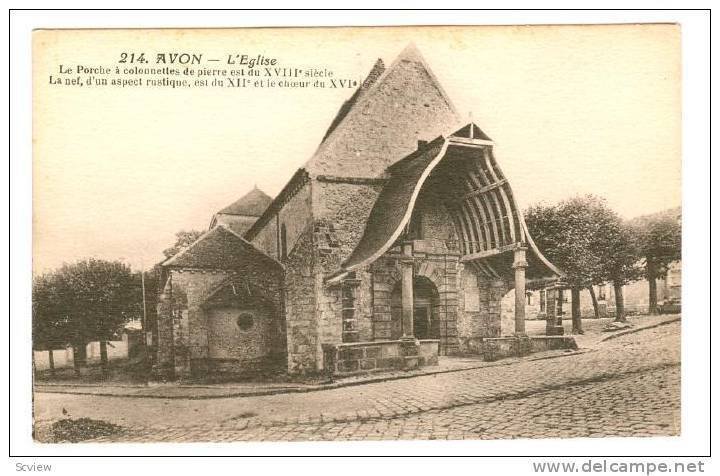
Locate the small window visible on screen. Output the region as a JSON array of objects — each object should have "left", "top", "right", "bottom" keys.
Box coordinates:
[
  {"left": 236, "top": 313, "right": 254, "bottom": 330},
  {"left": 280, "top": 223, "right": 288, "bottom": 260}
]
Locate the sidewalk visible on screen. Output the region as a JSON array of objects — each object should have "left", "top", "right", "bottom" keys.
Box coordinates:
[
  {"left": 34, "top": 349, "right": 587, "bottom": 399},
  {"left": 33, "top": 313, "right": 679, "bottom": 400}
]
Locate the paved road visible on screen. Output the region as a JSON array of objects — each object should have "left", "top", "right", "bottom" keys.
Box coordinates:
[{"left": 34, "top": 321, "right": 680, "bottom": 442}]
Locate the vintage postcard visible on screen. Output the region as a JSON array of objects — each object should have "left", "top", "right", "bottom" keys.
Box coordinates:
[{"left": 31, "top": 25, "right": 682, "bottom": 445}]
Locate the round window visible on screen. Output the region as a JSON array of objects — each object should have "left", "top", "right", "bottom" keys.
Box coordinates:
[{"left": 236, "top": 313, "right": 254, "bottom": 330}]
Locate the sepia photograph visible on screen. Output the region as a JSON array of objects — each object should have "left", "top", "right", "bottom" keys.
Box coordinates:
[
  {"left": 28, "top": 24, "right": 686, "bottom": 446},
  {"left": 9, "top": 9, "right": 710, "bottom": 469}
]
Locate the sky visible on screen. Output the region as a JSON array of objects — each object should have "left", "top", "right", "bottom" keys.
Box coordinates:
[{"left": 32, "top": 25, "right": 681, "bottom": 273}]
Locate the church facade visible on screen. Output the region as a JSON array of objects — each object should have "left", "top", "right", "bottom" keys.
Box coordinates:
[{"left": 155, "top": 45, "right": 562, "bottom": 379}]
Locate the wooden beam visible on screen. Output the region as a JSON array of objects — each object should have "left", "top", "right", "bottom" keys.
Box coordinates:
[
  {"left": 454, "top": 179, "right": 508, "bottom": 204},
  {"left": 448, "top": 137, "right": 495, "bottom": 148},
  {"left": 461, "top": 177, "right": 486, "bottom": 252},
  {"left": 460, "top": 243, "right": 517, "bottom": 262},
  {"left": 480, "top": 261, "right": 501, "bottom": 279}
]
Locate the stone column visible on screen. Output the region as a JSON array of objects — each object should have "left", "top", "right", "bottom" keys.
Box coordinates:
[
  {"left": 512, "top": 247, "right": 528, "bottom": 336},
  {"left": 400, "top": 242, "right": 414, "bottom": 337}
]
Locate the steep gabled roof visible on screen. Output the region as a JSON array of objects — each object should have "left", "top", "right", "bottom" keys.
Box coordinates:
[
  {"left": 217, "top": 186, "right": 272, "bottom": 217},
  {"left": 304, "top": 44, "right": 462, "bottom": 179},
  {"left": 321, "top": 58, "right": 386, "bottom": 142}
]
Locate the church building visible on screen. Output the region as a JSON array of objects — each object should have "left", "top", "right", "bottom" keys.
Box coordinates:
[{"left": 155, "top": 45, "right": 562, "bottom": 379}]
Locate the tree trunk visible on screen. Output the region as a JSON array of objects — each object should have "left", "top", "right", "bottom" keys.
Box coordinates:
[
  {"left": 99, "top": 340, "right": 109, "bottom": 376},
  {"left": 73, "top": 344, "right": 86, "bottom": 376},
  {"left": 648, "top": 276, "right": 658, "bottom": 315},
  {"left": 48, "top": 349, "right": 55, "bottom": 376},
  {"left": 588, "top": 286, "right": 600, "bottom": 319},
  {"left": 571, "top": 287, "right": 583, "bottom": 334},
  {"left": 648, "top": 261, "right": 659, "bottom": 315},
  {"left": 614, "top": 283, "right": 626, "bottom": 322}
]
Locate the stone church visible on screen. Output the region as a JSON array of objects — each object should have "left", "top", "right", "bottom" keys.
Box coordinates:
[{"left": 155, "top": 45, "right": 562, "bottom": 379}]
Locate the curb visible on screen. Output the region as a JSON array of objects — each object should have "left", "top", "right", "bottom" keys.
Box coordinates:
[
  {"left": 34, "top": 348, "right": 590, "bottom": 400},
  {"left": 600, "top": 316, "right": 681, "bottom": 342}
]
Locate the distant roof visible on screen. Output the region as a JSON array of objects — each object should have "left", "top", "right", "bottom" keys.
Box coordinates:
[
  {"left": 217, "top": 186, "right": 273, "bottom": 217},
  {"left": 162, "top": 225, "right": 282, "bottom": 271},
  {"left": 212, "top": 214, "right": 258, "bottom": 236}
]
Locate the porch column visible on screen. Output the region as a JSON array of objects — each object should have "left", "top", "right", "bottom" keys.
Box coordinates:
[
  {"left": 512, "top": 247, "right": 528, "bottom": 336},
  {"left": 401, "top": 242, "right": 414, "bottom": 337}
]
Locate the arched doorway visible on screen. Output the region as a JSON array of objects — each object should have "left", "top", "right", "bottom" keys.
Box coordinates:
[{"left": 390, "top": 276, "right": 440, "bottom": 340}]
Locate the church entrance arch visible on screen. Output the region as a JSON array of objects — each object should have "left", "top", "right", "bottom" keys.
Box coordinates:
[{"left": 390, "top": 276, "right": 440, "bottom": 340}]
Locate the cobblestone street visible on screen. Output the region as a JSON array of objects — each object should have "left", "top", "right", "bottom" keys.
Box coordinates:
[{"left": 34, "top": 320, "right": 681, "bottom": 443}]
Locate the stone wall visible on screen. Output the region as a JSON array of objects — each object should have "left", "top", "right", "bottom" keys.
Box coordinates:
[
  {"left": 322, "top": 339, "right": 439, "bottom": 377},
  {"left": 368, "top": 259, "right": 399, "bottom": 341},
  {"left": 155, "top": 269, "right": 229, "bottom": 379},
  {"left": 309, "top": 179, "right": 384, "bottom": 370},
  {"left": 413, "top": 188, "right": 459, "bottom": 245},
  {"left": 242, "top": 179, "right": 323, "bottom": 374},
  {"left": 316, "top": 281, "right": 343, "bottom": 358},
  {"left": 253, "top": 218, "right": 278, "bottom": 259},
  {"left": 251, "top": 180, "right": 313, "bottom": 260},
  {"left": 246, "top": 178, "right": 386, "bottom": 374},
  {"left": 480, "top": 335, "right": 578, "bottom": 362},
  {"left": 283, "top": 227, "right": 321, "bottom": 374},
  {"left": 205, "top": 306, "right": 275, "bottom": 360},
  {"left": 457, "top": 267, "right": 508, "bottom": 352},
  {"left": 312, "top": 179, "right": 384, "bottom": 268},
  {"left": 278, "top": 183, "right": 313, "bottom": 258},
  {"left": 354, "top": 269, "right": 375, "bottom": 341},
  {"left": 316, "top": 268, "right": 374, "bottom": 352}
]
